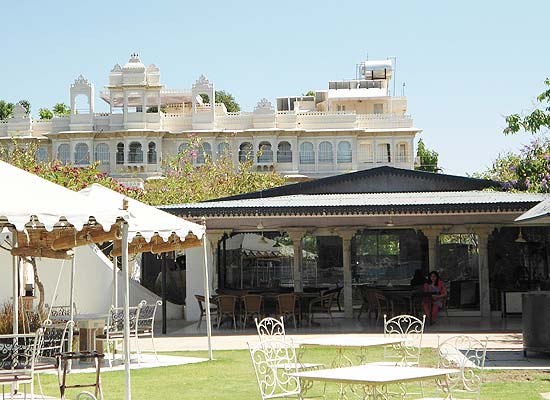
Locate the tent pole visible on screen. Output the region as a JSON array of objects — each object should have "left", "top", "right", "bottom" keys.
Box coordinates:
[
  {"left": 202, "top": 230, "right": 213, "bottom": 361},
  {"left": 68, "top": 252, "right": 76, "bottom": 370},
  {"left": 12, "top": 230, "right": 18, "bottom": 335},
  {"left": 121, "top": 222, "right": 131, "bottom": 400},
  {"left": 114, "top": 255, "right": 118, "bottom": 308},
  {"left": 161, "top": 253, "right": 167, "bottom": 335}
]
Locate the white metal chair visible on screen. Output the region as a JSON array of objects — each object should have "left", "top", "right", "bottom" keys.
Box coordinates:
[
  {"left": 0, "top": 331, "right": 40, "bottom": 399},
  {"left": 45, "top": 303, "right": 78, "bottom": 325},
  {"left": 376, "top": 314, "right": 426, "bottom": 366},
  {"left": 96, "top": 304, "right": 140, "bottom": 367},
  {"left": 248, "top": 339, "right": 302, "bottom": 400},
  {"left": 135, "top": 300, "right": 161, "bottom": 362},
  {"left": 33, "top": 319, "right": 73, "bottom": 398},
  {"left": 255, "top": 317, "right": 286, "bottom": 341},
  {"left": 416, "top": 335, "right": 487, "bottom": 400}
]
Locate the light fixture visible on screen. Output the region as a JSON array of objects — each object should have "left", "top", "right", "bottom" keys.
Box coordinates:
[
  {"left": 385, "top": 217, "right": 394, "bottom": 227},
  {"left": 515, "top": 228, "right": 527, "bottom": 243}
]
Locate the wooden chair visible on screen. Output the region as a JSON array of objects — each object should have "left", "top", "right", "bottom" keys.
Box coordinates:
[
  {"left": 374, "top": 291, "right": 390, "bottom": 323},
  {"left": 135, "top": 300, "right": 162, "bottom": 362},
  {"left": 215, "top": 295, "right": 238, "bottom": 330},
  {"left": 195, "top": 294, "right": 217, "bottom": 330},
  {"left": 276, "top": 294, "right": 298, "bottom": 329},
  {"left": 357, "top": 287, "right": 378, "bottom": 320},
  {"left": 241, "top": 295, "right": 263, "bottom": 329},
  {"left": 321, "top": 285, "right": 343, "bottom": 312},
  {"left": 308, "top": 292, "right": 336, "bottom": 326}
]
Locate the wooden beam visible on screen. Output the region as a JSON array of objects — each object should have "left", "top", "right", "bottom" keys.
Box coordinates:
[
  {"left": 11, "top": 247, "right": 74, "bottom": 260},
  {"left": 51, "top": 227, "right": 120, "bottom": 251}
]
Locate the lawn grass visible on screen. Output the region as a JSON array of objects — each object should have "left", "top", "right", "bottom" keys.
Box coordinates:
[{"left": 33, "top": 348, "right": 550, "bottom": 399}]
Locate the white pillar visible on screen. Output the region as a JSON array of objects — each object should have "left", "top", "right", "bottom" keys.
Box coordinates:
[
  {"left": 338, "top": 231, "right": 355, "bottom": 319},
  {"left": 202, "top": 233, "right": 213, "bottom": 360},
  {"left": 475, "top": 227, "right": 492, "bottom": 318},
  {"left": 11, "top": 230, "right": 18, "bottom": 335},
  {"left": 288, "top": 231, "right": 305, "bottom": 292},
  {"left": 68, "top": 254, "right": 76, "bottom": 355},
  {"left": 121, "top": 222, "right": 131, "bottom": 400},
  {"left": 422, "top": 228, "right": 440, "bottom": 272}
]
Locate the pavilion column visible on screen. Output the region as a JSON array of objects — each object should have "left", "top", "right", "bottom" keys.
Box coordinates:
[
  {"left": 474, "top": 226, "right": 493, "bottom": 318},
  {"left": 207, "top": 231, "right": 225, "bottom": 293},
  {"left": 422, "top": 228, "right": 441, "bottom": 273},
  {"left": 338, "top": 230, "right": 355, "bottom": 319},
  {"left": 288, "top": 231, "right": 305, "bottom": 292}
]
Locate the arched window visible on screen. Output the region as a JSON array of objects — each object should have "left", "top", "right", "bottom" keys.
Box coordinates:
[
  {"left": 318, "top": 141, "right": 333, "bottom": 164},
  {"left": 377, "top": 143, "right": 391, "bottom": 163},
  {"left": 299, "top": 142, "right": 314, "bottom": 164},
  {"left": 217, "top": 142, "right": 230, "bottom": 159},
  {"left": 277, "top": 141, "right": 292, "bottom": 163},
  {"left": 257, "top": 141, "right": 273, "bottom": 163},
  {"left": 95, "top": 143, "right": 110, "bottom": 165},
  {"left": 35, "top": 146, "right": 47, "bottom": 163},
  {"left": 74, "top": 143, "right": 90, "bottom": 165},
  {"left": 178, "top": 142, "right": 189, "bottom": 154},
  {"left": 58, "top": 144, "right": 70, "bottom": 164},
  {"left": 116, "top": 143, "right": 124, "bottom": 165},
  {"left": 147, "top": 142, "right": 157, "bottom": 164},
  {"left": 196, "top": 142, "right": 212, "bottom": 164},
  {"left": 239, "top": 142, "right": 253, "bottom": 162},
  {"left": 396, "top": 142, "right": 408, "bottom": 162},
  {"left": 129, "top": 142, "right": 143, "bottom": 164},
  {"left": 337, "top": 141, "right": 352, "bottom": 163}
]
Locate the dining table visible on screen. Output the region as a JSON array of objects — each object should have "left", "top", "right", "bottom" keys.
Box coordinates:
[
  {"left": 296, "top": 336, "right": 410, "bottom": 367},
  {"left": 291, "top": 364, "right": 460, "bottom": 400},
  {"left": 57, "top": 313, "right": 108, "bottom": 352}
]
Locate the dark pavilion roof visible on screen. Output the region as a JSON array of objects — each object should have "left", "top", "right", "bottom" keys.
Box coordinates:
[
  {"left": 210, "top": 166, "right": 501, "bottom": 202},
  {"left": 161, "top": 191, "right": 547, "bottom": 218}
]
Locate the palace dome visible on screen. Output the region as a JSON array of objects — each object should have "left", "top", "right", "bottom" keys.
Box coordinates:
[{"left": 123, "top": 53, "right": 146, "bottom": 72}]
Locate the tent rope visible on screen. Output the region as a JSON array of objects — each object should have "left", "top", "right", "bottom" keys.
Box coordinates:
[{"left": 46, "top": 258, "right": 67, "bottom": 321}]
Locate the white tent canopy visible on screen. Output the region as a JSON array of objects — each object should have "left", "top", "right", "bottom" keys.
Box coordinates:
[
  {"left": 0, "top": 161, "right": 123, "bottom": 232},
  {"left": 79, "top": 184, "right": 205, "bottom": 242}
]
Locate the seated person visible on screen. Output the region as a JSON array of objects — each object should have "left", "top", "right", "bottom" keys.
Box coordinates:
[{"left": 423, "top": 271, "right": 447, "bottom": 323}]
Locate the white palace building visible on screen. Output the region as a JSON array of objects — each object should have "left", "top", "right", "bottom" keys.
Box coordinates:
[{"left": 0, "top": 54, "right": 421, "bottom": 179}]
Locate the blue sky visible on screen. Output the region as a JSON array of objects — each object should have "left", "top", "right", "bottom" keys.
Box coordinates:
[{"left": 1, "top": 0, "right": 548, "bottom": 176}]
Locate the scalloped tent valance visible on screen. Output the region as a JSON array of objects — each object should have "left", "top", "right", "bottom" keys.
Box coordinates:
[{"left": 79, "top": 184, "right": 205, "bottom": 256}]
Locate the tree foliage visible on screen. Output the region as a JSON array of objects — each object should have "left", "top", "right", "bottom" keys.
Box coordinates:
[
  {"left": 38, "top": 108, "right": 53, "bottom": 120},
  {"left": 18, "top": 100, "right": 30, "bottom": 114},
  {"left": 414, "top": 139, "right": 439, "bottom": 173},
  {"left": 0, "top": 137, "right": 285, "bottom": 206},
  {"left": 200, "top": 90, "right": 240, "bottom": 112},
  {"left": 303, "top": 90, "right": 316, "bottom": 97},
  {"left": 0, "top": 101, "right": 14, "bottom": 120},
  {"left": 477, "top": 137, "right": 550, "bottom": 193},
  {"left": 52, "top": 103, "right": 70, "bottom": 116},
  {"left": 504, "top": 78, "right": 550, "bottom": 135},
  {"left": 140, "top": 136, "right": 284, "bottom": 205}
]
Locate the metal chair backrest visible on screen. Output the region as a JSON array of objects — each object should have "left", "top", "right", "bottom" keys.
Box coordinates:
[
  {"left": 437, "top": 335, "right": 487, "bottom": 400},
  {"left": 137, "top": 300, "right": 161, "bottom": 332},
  {"left": 276, "top": 293, "right": 297, "bottom": 314},
  {"left": 383, "top": 314, "right": 426, "bottom": 365},
  {"left": 0, "top": 332, "right": 37, "bottom": 371},
  {"left": 39, "top": 319, "right": 73, "bottom": 360},
  {"left": 106, "top": 304, "right": 140, "bottom": 336},
  {"left": 248, "top": 339, "right": 301, "bottom": 400},
  {"left": 216, "top": 295, "right": 237, "bottom": 314},
  {"left": 195, "top": 294, "right": 206, "bottom": 315},
  {"left": 255, "top": 317, "right": 286, "bottom": 340},
  {"left": 45, "top": 303, "right": 77, "bottom": 326},
  {"left": 24, "top": 309, "right": 42, "bottom": 333},
  {"left": 242, "top": 295, "right": 263, "bottom": 314}
]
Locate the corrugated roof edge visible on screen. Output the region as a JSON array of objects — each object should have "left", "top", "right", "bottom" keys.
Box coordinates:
[{"left": 203, "top": 166, "right": 501, "bottom": 203}]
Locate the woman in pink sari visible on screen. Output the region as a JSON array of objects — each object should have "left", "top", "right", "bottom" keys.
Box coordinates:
[{"left": 423, "top": 271, "right": 447, "bottom": 323}]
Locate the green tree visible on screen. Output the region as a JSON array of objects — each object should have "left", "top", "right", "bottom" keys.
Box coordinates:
[
  {"left": 18, "top": 100, "right": 30, "bottom": 114},
  {"left": 0, "top": 100, "right": 14, "bottom": 120},
  {"left": 504, "top": 78, "right": 550, "bottom": 135},
  {"left": 200, "top": 90, "right": 241, "bottom": 112},
  {"left": 303, "top": 90, "right": 316, "bottom": 97},
  {"left": 38, "top": 108, "right": 53, "bottom": 120},
  {"left": 415, "top": 139, "right": 439, "bottom": 173},
  {"left": 52, "top": 103, "right": 70, "bottom": 116}
]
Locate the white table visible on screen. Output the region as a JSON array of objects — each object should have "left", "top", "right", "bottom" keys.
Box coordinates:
[
  {"left": 57, "top": 313, "right": 107, "bottom": 352},
  {"left": 296, "top": 336, "right": 410, "bottom": 367},
  {"left": 291, "top": 364, "right": 460, "bottom": 399}
]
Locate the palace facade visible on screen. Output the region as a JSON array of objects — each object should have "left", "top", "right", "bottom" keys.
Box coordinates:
[{"left": 0, "top": 54, "right": 421, "bottom": 179}]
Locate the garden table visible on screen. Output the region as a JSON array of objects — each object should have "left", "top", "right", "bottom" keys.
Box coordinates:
[
  {"left": 56, "top": 313, "right": 108, "bottom": 352},
  {"left": 291, "top": 364, "right": 460, "bottom": 400},
  {"left": 296, "top": 336, "right": 410, "bottom": 367}
]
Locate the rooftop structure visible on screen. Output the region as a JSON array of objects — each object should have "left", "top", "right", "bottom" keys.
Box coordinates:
[{"left": 0, "top": 55, "right": 421, "bottom": 179}]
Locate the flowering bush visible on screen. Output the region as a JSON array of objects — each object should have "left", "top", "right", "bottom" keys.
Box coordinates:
[
  {"left": 140, "top": 135, "right": 285, "bottom": 205},
  {"left": 477, "top": 137, "right": 550, "bottom": 193}
]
